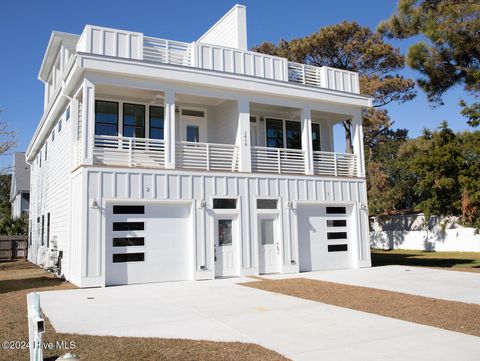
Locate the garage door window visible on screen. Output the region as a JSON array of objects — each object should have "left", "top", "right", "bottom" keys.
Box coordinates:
[
  {"left": 113, "top": 205, "right": 145, "bottom": 214},
  {"left": 328, "top": 244, "right": 348, "bottom": 252},
  {"left": 327, "top": 232, "right": 348, "bottom": 240},
  {"left": 113, "top": 237, "right": 145, "bottom": 247},
  {"left": 112, "top": 253, "right": 145, "bottom": 263},
  {"left": 113, "top": 222, "right": 144, "bottom": 231},
  {"left": 327, "top": 219, "right": 347, "bottom": 227},
  {"left": 326, "top": 207, "right": 346, "bottom": 214}
]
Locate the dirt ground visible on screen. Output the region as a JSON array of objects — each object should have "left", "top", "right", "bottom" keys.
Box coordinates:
[
  {"left": 242, "top": 277, "right": 480, "bottom": 337},
  {"left": 0, "top": 260, "right": 288, "bottom": 361}
]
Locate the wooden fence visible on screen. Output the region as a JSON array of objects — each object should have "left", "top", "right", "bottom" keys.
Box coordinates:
[{"left": 0, "top": 236, "right": 28, "bottom": 260}]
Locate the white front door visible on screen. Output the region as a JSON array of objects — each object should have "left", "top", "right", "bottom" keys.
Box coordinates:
[
  {"left": 258, "top": 216, "right": 280, "bottom": 274},
  {"left": 214, "top": 216, "right": 237, "bottom": 277},
  {"left": 182, "top": 114, "right": 207, "bottom": 143}
]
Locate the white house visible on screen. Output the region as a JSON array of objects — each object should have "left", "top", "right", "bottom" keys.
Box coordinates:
[
  {"left": 10, "top": 152, "right": 30, "bottom": 219},
  {"left": 27, "top": 4, "right": 372, "bottom": 287}
]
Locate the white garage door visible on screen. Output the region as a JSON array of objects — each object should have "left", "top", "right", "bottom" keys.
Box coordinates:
[
  {"left": 106, "top": 203, "right": 192, "bottom": 286},
  {"left": 297, "top": 204, "right": 353, "bottom": 271}
]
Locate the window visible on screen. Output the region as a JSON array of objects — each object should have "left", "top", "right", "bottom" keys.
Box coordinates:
[
  {"left": 182, "top": 109, "right": 204, "bottom": 117},
  {"left": 285, "top": 121, "right": 301, "bottom": 149},
  {"left": 123, "top": 103, "right": 145, "bottom": 138},
  {"left": 218, "top": 220, "right": 232, "bottom": 246},
  {"left": 58, "top": 119, "right": 62, "bottom": 132},
  {"left": 260, "top": 219, "right": 275, "bottom": 245},
  {"left": 149, "top": 106, "right": 164, "bottom": 140},
  {"left": 213, "top": 199, "right": 237, "bottom": 209},
  {"left": 257, "top": 199, "right": 278, "bottom": 209},
  {"left": 41, "top": 215, "right": 45, "bottom": 246},
  {"left": 328, "top": 244, "right": 348, "bottom": 252},
  {"left": 327, "top": 232, "right": 348, "bottom": 240},
  {"left": 51, "top": 130, "right": 55, "bottom": 142},
  {"left": 95, "top": 100, "right": 118, "bottom": 136},
  {"left": 312, "top": 123, "right": 321, "bottom": 151},
  {"left": 65, "top": 106, "right": 70, "bottom": 121},
  {"left": 44, "top": 142, "right": 48, "bottom": 161},
  {"left": 113, "top": 205, "right": 145, "bottom": 214},
  {"left": 39, "top": 151, "right": 41, "bottom": 167},
  {"left": 266, "top": 118, "right": 283, "bottom": 148},
  {"left": 327, "top": 219, "right": 347, "bottom": 227},
  {"left": 250, "top": 116, "right": 257, "bottom": 123},
  {"left": 113, "top": 222, "right": 144, "bottom": 231},
  {"left": 326, "top": 207, "right": 347, "bottom": 214},
  {"left": 113, "top": 237, "right": 144, "bottom": 247},
  {"left": 46, "top": 213, "right": 50, "bottom": 247},
  {"left": 113, "top": 253, "right": 144, "bottom": 263},
  {"left": 29, "top": 220, "right": 32, "bottom": 246},
  {"left": 186, "top": 125, "right": 199, "bottom": 142}
]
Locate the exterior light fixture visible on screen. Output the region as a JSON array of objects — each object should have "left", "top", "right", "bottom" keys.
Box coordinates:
[
  {"left": 91, "top": 199, "right": 99, "bottom": 209},
  {"left": 199, "top": 200, "right": 207, "bottom": 209},
  {"left": 287, "top": 201, "right": 294, "bottom": 209}
]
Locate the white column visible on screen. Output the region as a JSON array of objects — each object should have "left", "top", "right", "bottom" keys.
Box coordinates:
[
  {"left": 236, "top": 98, "right": 251, "bottom": 172},
  {"left": 301, "top": 107, "right": 314, "bottom": 175},
  {"left": 81, "top": 79, "right": 95, "bottom": 165},
  {"left": 351, "top": 112, "right": 366, "bottom": 177},
  {"left": 164, "top": 90, "right": 176, "bottom": 169}
]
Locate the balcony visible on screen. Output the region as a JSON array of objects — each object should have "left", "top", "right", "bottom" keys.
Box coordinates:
[{"left": 76, "top": 26, "right": 360, "bottom": 94}]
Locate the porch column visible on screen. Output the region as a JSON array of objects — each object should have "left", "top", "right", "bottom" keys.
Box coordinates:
[
  {"left": 164, "top": 90, "right": 176, "bottom": 169},
  {"left": 351, "top": 112, "right": 365, "bottom": 177},
  {"left": 81, "top": 79, "right": 95, "bottom": 165},
  {"left": 236, "top": 98, "right": 251, "bottom": 172},
  {"left": 301, "top": 107, "right": 314, "bottom": 175}
]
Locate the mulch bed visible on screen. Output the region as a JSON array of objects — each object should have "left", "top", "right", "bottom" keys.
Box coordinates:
[
  {"left": 242, "top": 278, "right": 480, "bottom": 337},
  {"left": 0, "top": 260, "right": 288, "bottom": 361}
]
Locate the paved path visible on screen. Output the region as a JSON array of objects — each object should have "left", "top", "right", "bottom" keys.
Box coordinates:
[
  {"left": 40, "top": 276, "right": 480, "bottom": 361},
  {"left": 263, "top": 266, "right": 480, "bottom": 304}
]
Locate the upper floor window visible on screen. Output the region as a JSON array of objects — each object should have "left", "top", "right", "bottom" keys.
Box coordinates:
[
  {"left": 123, "top": 103, "right": 145, "bottom": 138},
  {"left": 58, "top": 118, "right": 62, "bottom": 133},
  {"left": 65, "top": 106, "right": 70, "bottom": 121},
  {"left": 312, "top": 123, "right": 321, "bottom": 151},
  {"left": 149, "top": 106, "right": 164, "bottom": 140},
  {"left": 285, "top": 121, "right": 301, "bottom": 149},
  {"left": 266, "top": 118, "right": 283, "bottom": 148},
  {"left": 95, "top": 100, "right": 118, "bottom": 136}
]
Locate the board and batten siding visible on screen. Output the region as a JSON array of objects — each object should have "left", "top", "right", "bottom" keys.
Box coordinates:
[{"left": 80, "top": 167, "right": 370, "bottom": 287}]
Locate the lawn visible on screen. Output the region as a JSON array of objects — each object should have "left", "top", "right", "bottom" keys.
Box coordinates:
[
  {"left": 371, "top": 249, "right": 480, "bottom": 272},
  {"left": 0, "top": 260, "right": 288, "bottom": 361}
]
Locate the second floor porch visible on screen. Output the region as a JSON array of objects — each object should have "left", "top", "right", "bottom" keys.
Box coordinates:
[{"left": 72, "top": 82, "right": 366, "bottom": 179}]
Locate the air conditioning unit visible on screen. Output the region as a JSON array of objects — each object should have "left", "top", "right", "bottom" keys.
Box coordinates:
[{"left": 37, "top": 247, "right": 48, "bottom": 267}]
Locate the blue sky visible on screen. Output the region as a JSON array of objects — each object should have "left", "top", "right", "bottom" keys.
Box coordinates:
[{"left": 0, "top": 0, "right": 474, "bottom": 166}]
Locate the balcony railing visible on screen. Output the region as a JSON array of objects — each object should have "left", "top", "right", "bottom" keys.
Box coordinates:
[
  {"left": 93, "top": 135, "right": 165, "bottom": 168},
  {"left": 176, "top": 141, "right": 239, "bottom": 172},
  {"left": 313, "top": 151, "right": 357, "bottom": 177},
  {"left": 77, "top": 26, "right": 361, "bottom": 94},
  {"left": 251, "top": 146, "right": 305, "bottom": 174}
]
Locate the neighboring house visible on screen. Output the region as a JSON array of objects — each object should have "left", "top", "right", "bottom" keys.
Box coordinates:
[
  {"left": 10, "top": 152, "right": 30, "bottom": 218},
  {"left": 27, "top": 4, "right": 372, "bottom": 287}
]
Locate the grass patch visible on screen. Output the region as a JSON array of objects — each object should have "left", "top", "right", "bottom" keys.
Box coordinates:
[
  {"left": 371, "top": 249, "right": 480, "bottom": 272},
  {"left": 0, "top": 260, "right": 288, "bottom": 361},
  {"left": 242, "top": 278, "right": 480, "bottom": 337}
]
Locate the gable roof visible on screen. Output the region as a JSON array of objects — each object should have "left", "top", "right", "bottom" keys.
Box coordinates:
[{"left": 10, "top": 152, "right": 30, "bottom": 201}]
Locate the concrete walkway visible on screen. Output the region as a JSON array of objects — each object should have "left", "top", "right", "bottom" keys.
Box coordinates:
[
  {"left": 40, "top": 276, "right": 480, "bottom": 361},
  {"left": 262, "top": 266, "right": 480, "bottom": 304}
]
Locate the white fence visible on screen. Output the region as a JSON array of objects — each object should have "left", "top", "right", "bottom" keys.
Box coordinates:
[
  {"left": 93, "top": 135, "right": 165, "bottom": 168},
  {"left": 176, "top": 141, "right": 239, "bottom": 172},
  {"left": 313, "top": 151, "right": 357, "bottom": 177},
  {"left": 371, "top": 214, "right": 480, "bottom": 252},
  {"left": 251, "top": 146, "right": 305, "bottom": 174}
]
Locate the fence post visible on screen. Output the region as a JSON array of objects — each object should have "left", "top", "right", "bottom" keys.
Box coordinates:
[{"left": 27, "top": 292, "right": 44, "bottom": 361}]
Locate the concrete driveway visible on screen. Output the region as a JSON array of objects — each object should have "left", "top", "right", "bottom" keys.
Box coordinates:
[{"left": 40, "top": 270, "right": 480, "bottom": 361}]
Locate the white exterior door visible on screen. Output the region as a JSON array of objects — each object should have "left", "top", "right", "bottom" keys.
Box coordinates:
[
  {"left": 105, "top": 203, "right": 192, "bottom": 286},
  {"left": 214, "top": 216, "right": 237, "bottom": 277},
  {"left": 297, "top": 204, "right": 352, "bottom": 271},
  {"left": 258, "top": 215, "right": 280, "bottom": 274},
  {"left": 182, "top": 113, "right": 207, "bottom": 143}
]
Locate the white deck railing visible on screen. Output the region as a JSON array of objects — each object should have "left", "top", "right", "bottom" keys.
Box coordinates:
[
  {"left": 93, "top": 135, "right": 165, "bottom": 168},
  {"left": 77, "top": 25, "right": 361, "bottom": 94},
  {"left": 251, "top": 146, "right": 305, "bottom": 174},
  {"left": 313, "top": 151, "right": 357, "bottom": 177},
  {"left": 176, "top": 141, "right": 239, "bottom": 172}
]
